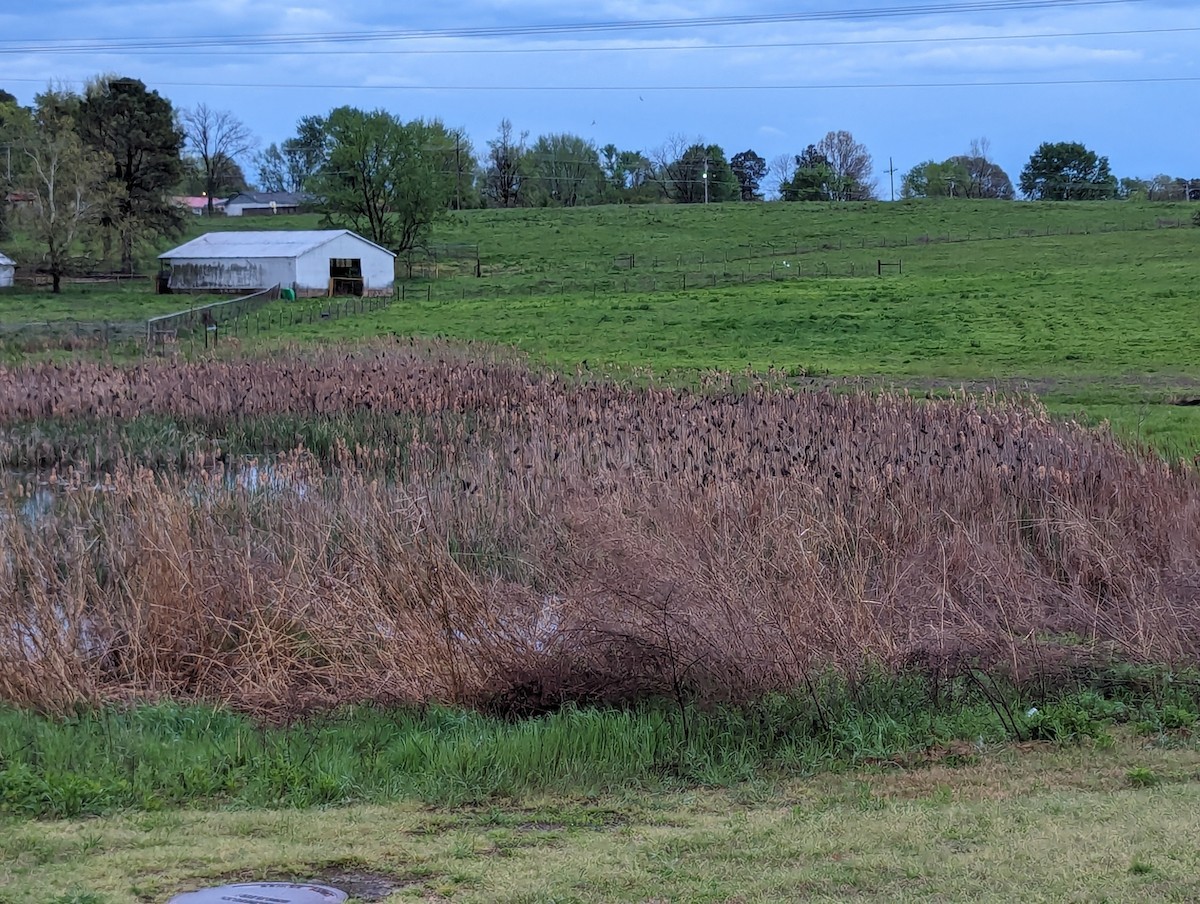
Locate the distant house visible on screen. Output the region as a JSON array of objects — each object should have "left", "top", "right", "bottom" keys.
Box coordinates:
[
  {"left": 157, "top": 229, "right": 395, "bottom": 297},
  {"left": 223, "top": 191, "right": 312, "bottom": 217},
  {"left": 4, "top": 191, "right": 34, "bottom": 209},
  {"left": 0, "top": 252, "right": 13, "bottom": 288},
  {"left": 173, "top": 196, "right": 227, "bottom": 216}
]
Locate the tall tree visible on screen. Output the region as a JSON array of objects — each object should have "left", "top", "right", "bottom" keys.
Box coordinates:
[
  {"left": 815, "top": 130, "right": 875, "bottom": 201},
  {"left": 597, "top": 147, "right": 657, "bottom": 202},
  {"left": 902, "top": 146, "right": 1013, "bottom": 200},
  {"left": 953, "top": 137, "right": 1013, "bottom": 199},
  {"left": 618, "top": 150, "right": 654, "bottom": 194},
  {"left": 309, "top": 106, "right": 454, "bottom": 252},
  {"left": 484, "top": 119, "right": 529, "bottom": 208},
  {"left": 1147, "top": 173, "right": 1179, "bottom": 201},
  {"left": 528, "top": 132, "right": 602, "bottom": 206},
  {"left": 1019, "top": 141, "right": 1116, "bottom": 200},
  {"left": 780, "top": 144, "right": 834, "bottom": 201},
  {"left": 729, "top": 149, "right": 766, "bottom": 201},
  {"left": 178, "top": 154, "right": 248, "bottom": 197},
  {"left": 767, "top": 153, "right": 796, "bottom": 199},
  {"left": 75, "top": 75, "right": 185, "bottom": 272},
  {"left": 256, "top": 114, "right": 330, "bottom": 193},
  {"left": 600, "top": 143, "right": 623, "bottom": 193},
  {"left": 256, "top": 143, "right": 292, "bottom": 193},
  {"left": 900, "top": 158, "right": 970, "bottom": 199},
  {"left": 659, "top": 141, "right": 736, "bottom": 204},
  {"left": 0, "top": 89, "right": 31, "bottom": 240},
  {"left": 21, "top": 90, "right": 108, "bottom": 293},
  {"left": 180, "top": 103, "right": 255, "bottom": 213},
  {"left": 1117, "top": 176, "right": 1150, "bottom": 200}
]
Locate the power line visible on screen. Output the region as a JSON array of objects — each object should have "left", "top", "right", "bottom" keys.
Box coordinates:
[
  {"left": 0, "top": 0, "right": 1164, "bottom": 53},
  {"left": 3, "top": 25, "right": 1193, "bottom": 57},
  {"left": 4, "top": 75, "right": 1195, "bottom": 92}
]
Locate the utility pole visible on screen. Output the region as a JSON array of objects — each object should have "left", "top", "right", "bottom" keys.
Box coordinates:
[
  {"left": 887, "top": 157, "right": 896, "bottom": 201},
  {"left": 454, "top": 136, "right": 461, "bottom": 211},
  {"left": 703, "top": 155, "right": 709, "bottom": 204}
]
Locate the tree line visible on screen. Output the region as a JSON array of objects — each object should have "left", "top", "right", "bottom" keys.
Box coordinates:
[{"left": 1, "top": 76, "right": 1197, "bottom": 292}]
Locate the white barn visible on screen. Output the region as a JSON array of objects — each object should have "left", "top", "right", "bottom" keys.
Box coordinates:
[
  {"left": 158, "top": 230, "right": 395, "bottom": 297},
  {"left": 0, "top": 252, "right": 14, "bottom": 289}
]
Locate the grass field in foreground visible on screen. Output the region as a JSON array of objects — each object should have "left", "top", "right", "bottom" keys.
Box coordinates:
[{"left": 4, "top": 733, "right": 1198, "bottom": 903}]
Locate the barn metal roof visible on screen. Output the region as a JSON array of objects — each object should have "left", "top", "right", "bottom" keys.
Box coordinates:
[
  {"left": 159, "top": 230, "right": 395, "bottom": 260},
  {"left": 0, "top": 252, "right": 14, "bottom": 267}
]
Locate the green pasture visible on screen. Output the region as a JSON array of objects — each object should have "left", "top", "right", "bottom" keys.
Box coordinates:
[
  {"left": 265, "top": 207, "right": 1200, "bottom": 453},
  {"left": 431, "top": 198, "right": 1192, "bottom": 276},
  {"left": 3, "top": 199, "right": 1198, "bottom": 449},
  {"left": 287, "top": 229, "right": 1196, "bottom": 378},
  {"left": 0, "top": 284, "right": 219, "bottom": 324}
]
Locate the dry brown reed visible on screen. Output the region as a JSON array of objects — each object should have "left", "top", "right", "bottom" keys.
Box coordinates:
[{"left": 2, "top": 341, "right": 1199, "bottom": 715}]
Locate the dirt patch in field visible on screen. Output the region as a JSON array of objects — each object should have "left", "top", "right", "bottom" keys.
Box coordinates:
[
  {"left": 311, "top": 867, "right": 426, "bottom": 901},
  {"left": 214, "top": 864, "right": 428, "bottom": 902}
]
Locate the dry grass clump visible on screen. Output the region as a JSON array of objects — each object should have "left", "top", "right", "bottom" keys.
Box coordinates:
[{"left": 2, "top": 342, "right": 1199, "bottom": 715}]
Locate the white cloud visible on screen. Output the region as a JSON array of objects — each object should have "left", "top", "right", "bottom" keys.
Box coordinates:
[{"left": 1, "top": 0, "right": 1197, "bottom": 180}]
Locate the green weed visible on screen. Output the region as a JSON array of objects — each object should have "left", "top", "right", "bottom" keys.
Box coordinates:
[
  {"left": 1126, "top": 767, "right": 1161, "bottom": 788},
  {"left": 1, "top": 673, "right": 1197, "bottom": 819}
]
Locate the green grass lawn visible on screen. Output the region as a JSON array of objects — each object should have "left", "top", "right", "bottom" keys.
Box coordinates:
[{"left": 5, "top": 733, "right": 1199, "bottom": 903}]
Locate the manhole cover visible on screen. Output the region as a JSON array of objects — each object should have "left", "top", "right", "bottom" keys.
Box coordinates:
[{"left": 168, "top": 882, "right": 348, "bottom": 903}]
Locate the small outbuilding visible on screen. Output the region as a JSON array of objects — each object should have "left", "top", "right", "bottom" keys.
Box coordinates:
[
  {"left": 0, "top": 252, "right": 14, "bottom": 289},
  {"left": 157, "top": 230, "right": 395, "bottom": 297}
]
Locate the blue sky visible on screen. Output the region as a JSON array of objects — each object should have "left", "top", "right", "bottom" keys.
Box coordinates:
[{"left": 2, "top": 0, "right": 1197, "bottom": 195}]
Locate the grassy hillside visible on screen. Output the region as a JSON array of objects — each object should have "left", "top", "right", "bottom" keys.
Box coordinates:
[{"left": 172, "top": 198, "right": 1195, "bottom": 282}]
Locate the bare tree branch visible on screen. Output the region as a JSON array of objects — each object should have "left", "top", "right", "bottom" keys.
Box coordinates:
[{"left": 181, "top": 103, "right": 256, "bottom": 213}]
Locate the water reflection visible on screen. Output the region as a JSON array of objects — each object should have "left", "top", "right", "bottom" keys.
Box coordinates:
[{"left": 2, "top": 457, "right": 309, "bottom": 524}]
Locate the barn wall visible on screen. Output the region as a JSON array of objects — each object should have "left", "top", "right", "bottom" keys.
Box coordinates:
[
  {"left": 241, "top": 206, "right": 299, "bottom": 217},
  {"left": 224, "top": 202, "right": 299, "bottom": 217},
  {"left": 294, "top": 234, "right": 395, "bottom": 294},
  {"left": 166, "top": 257, "right": 296, "bottom": 292},
  {"left": 0, "top": 265, "right": 13, "bottom": 289}
]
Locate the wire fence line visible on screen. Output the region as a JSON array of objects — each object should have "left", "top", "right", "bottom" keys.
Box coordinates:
[
  {"left": 395, "top": 213, "right": 1197, "bottom": 303},
  {"left": 598, "top": 215, "right": 1197, "bottom": 274},
  {"left": 151, "top": 291, "right": 394, "bottom": 352},
  {"left": 417, "top": 257, "right": 905, "bottom": 304},
  {"left": 146, "top": 284, "right": 282, "bottom": 349},
  {"left": 636, "top": 215, "right": 1195, "bottom": 270}
]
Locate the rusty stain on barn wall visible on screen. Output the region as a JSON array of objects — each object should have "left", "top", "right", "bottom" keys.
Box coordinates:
[{"left": 168, "top": 261, "right": 266, "bottom": 292}]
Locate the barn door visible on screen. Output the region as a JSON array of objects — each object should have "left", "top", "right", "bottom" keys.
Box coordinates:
[{"left": 329, "top": 258, "right": 364, "bottom": 296}]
